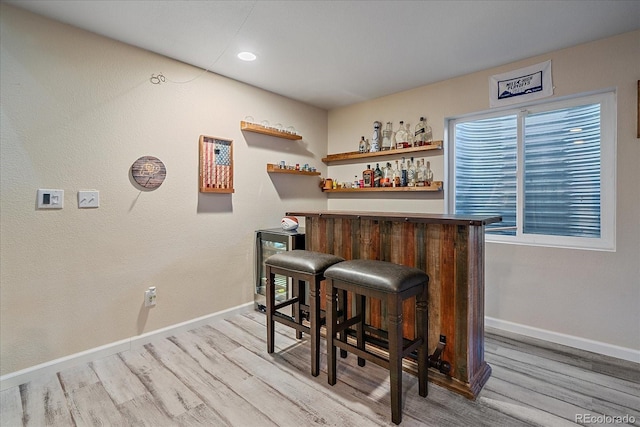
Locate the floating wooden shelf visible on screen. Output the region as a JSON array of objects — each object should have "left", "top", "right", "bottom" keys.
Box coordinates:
[
  {"left": 241, "top": 121, "right": 302, "bottom": 140},
  {"left": 322, "top": 142, "right": 442, "bottom": 164},
  {"left": 266, "top": 164, "right": 321, "bottom": 176},
  {"left": 323, "top": 181, "right": 443, "bottom": 193}
]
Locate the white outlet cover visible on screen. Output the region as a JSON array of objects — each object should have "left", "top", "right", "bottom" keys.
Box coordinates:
[
  {"left": 78, "top": 190, "right": 99, "bottom": 208},
  {"left": 37, "top": 189, "right": 64, "bottom": 209}
]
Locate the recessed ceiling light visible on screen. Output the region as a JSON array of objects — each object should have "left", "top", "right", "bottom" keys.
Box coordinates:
[
  {"left": 569, "top": 128, "right": 582, "bottom": 133},
  {"left": 237, "top": 51, "right": 256, "bottom": 61}
]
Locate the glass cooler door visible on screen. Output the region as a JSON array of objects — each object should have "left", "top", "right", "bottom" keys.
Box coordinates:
[{"left": 254, "top": 228, "right": 305, "bottom": 313}]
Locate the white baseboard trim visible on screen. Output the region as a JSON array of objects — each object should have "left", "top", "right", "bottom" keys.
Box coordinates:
[
  {"left": 485, "top": 316, "right": 640, "bottom": 364},
  {"left": 0, "top": 302, "right": 254, "bottom": 391}
]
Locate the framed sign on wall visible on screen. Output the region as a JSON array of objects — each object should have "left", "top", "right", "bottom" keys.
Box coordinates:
[{"left": 199, "top": 135, "right": 234, "bottom": 193}]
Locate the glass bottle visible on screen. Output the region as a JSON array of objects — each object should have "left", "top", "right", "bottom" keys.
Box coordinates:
[
  {"left": 416, "top": 159, "right": 425, "bottom": 186},
  {"left": 382, "top": 122, "right": 394, "bottom": 151},
  {"left": 400, "top": 157, "right": 408, "bottom": 187},
  {"left": 415, "top": 117, "right": 426, "bottom": 146},
  {"left": 395, "top": 121, "right": 408, "bottom": 149},
  {"left": 425, "top": 161, "right": 434, "bottom": 185},
  {"left": 374, "top": 163, "right": 382, "bottom": 187},
  {"left": 383, "top": 162, "right": 393, "bottom": 187},
  {"left": 363, "top": 164, "right": 373, "bottom": 187},
  {"left": 370, "top": 121, "right": 381, "bottom": 152},
  {"left": 407, "top": 157, "right": 416, "bottom": 187},
  {"left": 424, "top": 117, "right": 433, "bottom": 144},
  {"left": 406, "top": 122, "right": 414, "bottom": 148},
  {"left": 392, "top": 160, "right": 401, "bottom": 187},
  {"left": 358, "top": 136, "right": 367, "bottom": 153}
]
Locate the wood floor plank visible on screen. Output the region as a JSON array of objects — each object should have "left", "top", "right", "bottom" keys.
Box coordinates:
[
  {"left": 481, "top": 375, "right": 602, "bottom": 426},
  {"left": 19, "top": 374, "right": 73, "bottom": 426},
  {"left": 119, "top": 347, "right": 203, "bottom": 419},
  {"left": 492, "top": 354, "right": 640, "bottom": 421},
  {"left": 57, "top": 363, "right": 99, "bottom": 391},
  {"left": 116, "top": 393, "right": 176, "bottom": 426},
  {"left": 486, "top": 338, "right": 640, "bottom": 397},
  {"left": 0, "top": 386, "right": 23, "bottom": 427},
  {"left": 488, "top": 351, "right": 640, "bottom": 418},
  {"left": 90, "top": 353, "right": 149, "bottom": 405},
  {"left": 478, "top": 390, "right": 584, "bottom": 427},
  {"left": 64, "top": 382, "right": 126, "bottom": 426},
  {"left": 486, "top": 331, "right": 640, "bottom": 384}
]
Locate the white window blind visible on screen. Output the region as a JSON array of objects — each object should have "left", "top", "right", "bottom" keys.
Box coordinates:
[{"left": 448, "top": 91, "right": 615, "bottom": 250}]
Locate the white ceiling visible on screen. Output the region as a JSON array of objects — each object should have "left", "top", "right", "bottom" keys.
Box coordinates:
[{"left": 6, "top": 0, "right": 640, "bottom": 110}]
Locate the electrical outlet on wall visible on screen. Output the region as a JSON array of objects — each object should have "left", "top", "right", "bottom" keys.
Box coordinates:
[{"left": 145, "top": 286, "right": 157, "bottom": 307}]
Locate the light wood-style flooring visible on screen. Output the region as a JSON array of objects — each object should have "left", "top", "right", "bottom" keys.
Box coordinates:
[{"left": 1, "top": 311, "right": 638, "bottom": 426}]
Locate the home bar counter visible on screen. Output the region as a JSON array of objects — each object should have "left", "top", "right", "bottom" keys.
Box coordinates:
[{"left": 286, "top": 210, "right": 501, "bottom": 399}]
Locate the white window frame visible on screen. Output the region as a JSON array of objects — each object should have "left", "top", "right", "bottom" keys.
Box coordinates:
[{"left": 446, "top": 89, "right": 616, "bottom": 251}]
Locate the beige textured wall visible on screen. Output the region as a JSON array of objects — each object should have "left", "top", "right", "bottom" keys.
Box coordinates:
[
  {"left": 0, "top": 5, "right": 327, "bottom": 375},
  {"left": 327, "top": 30, "right": 640, "bottom": 354}
]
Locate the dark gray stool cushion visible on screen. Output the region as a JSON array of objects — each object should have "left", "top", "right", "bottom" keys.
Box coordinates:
[
  {"left": 324, "top": 259, "right": 428, "bottom": 293},
  {"left": 265, "top": 250, "right": 344, "bottom": 275}
]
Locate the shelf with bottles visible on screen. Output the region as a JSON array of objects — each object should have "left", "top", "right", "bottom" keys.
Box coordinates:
[
  {"left": 322, "top": 181, "right": 443, "bottom": 193},
  {"left": 241, "top": 121, "right": 302, "bottom": 140},
  {"left": 266, "top": 163, "right": 321, "bottom": 176},
  {"left": 322, "top": 142, "right": 442, "bottom": 164}
]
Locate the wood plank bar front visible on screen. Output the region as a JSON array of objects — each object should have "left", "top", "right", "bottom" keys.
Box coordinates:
[{"left": 286, "top": 210, "right": 501, "bottom": 399}]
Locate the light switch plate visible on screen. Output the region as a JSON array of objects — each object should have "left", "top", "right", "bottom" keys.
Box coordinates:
[
  {"left": 37, "top": 189, "right": 64, "bottom": 209},
  {"left": 78, "top": 190, "right": 99, "bottom": 208}
]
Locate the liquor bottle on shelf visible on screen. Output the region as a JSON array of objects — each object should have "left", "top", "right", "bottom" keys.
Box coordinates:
[
  {"left": 381, "top": 122, "right": 394, "bottom": 151},
  {"left": 416, "top": 159, "right": 426, "bottom": 186},
  {"left": 400, "top": 157, "right": 408, "bottom": 187},
  {"left": 392, "top": 160, "right": 401, "bottom": 187},
  {"left": 406, "top": 122, "right": 414, "bottom": 147},
  {"left": 374, "top": 163, "right": 382, "bottom": 188},
  {"left": 424, "top": 117, "right": 433, "bottom": 144},
  {"left": 407, "top": 157, "right": 416, "bottom": 187},
  {"left": 415, "top": 117, "right": 427, "bottom": 146},
  {"left": 425, "top": 161, "right": 434, "bottom": 184},
  {"left": 383, "top": 162, "right": 393, "bottom": 187},
  {"left": 370, "top": 121, "right": 381, "bottom": 152},
  {"left": 363, "top": 164, "right": 374, "bottom": 187},
  {"left": 358, "top": 136, "right": 369, "bottom": 153},
  {"left": 395, "top": 121, "right": 409, "bottom": 149}
]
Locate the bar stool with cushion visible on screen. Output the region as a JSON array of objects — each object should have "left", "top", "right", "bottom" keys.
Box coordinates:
[
  {"left": 324, "top": 259, "right": 429, "bottom": 425},
  {"left": 265, "top": 250, "right": 344, "bottom": 377}
]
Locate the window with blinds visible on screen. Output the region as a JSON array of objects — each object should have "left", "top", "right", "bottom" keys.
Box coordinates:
[{"left": 448, "top": 91, "right": 615, "bottom": 251}]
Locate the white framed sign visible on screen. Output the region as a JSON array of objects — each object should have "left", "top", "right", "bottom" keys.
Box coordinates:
[{"left": 489, "top": 60, "right": 553, "bottom": 107}]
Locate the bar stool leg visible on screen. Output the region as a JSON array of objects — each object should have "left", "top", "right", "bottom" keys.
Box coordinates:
[
  {"left": 387, "top": 293, "right": 403, "bottom": 425},
  {"left": 356, "top": 293, "right": 366, "bottom": 367},
  {"left": 266, "top": 267, "right": 275, "bottom": 354},
  {"left": 326, "top": 278, "right": 337, "bottom": 385},
  {"left": 417, "top": 284, "right": 429, "bottom": 397},
  {"left": 292, "top": 278, "right": 303, "bottom": 340},
  {"left": 338, "top": 288, "right": 348, "bottom": 359},
  {"left": 309, "top": 277, "right": 321, "bottom": 377}
]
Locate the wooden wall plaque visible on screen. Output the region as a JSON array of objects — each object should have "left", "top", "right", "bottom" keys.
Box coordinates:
[{"left": 199, "top": 135, "right": 234, "bottom": 193}]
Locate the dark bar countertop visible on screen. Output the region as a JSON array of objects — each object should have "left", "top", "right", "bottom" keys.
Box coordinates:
[{"left": 286, "top": 210, "right": 502, "bottom": 227}]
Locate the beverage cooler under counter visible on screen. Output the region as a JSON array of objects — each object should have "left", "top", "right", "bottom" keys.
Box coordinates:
[{"left": 254, "top": 228, "right": 305, "bottom": 313}]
